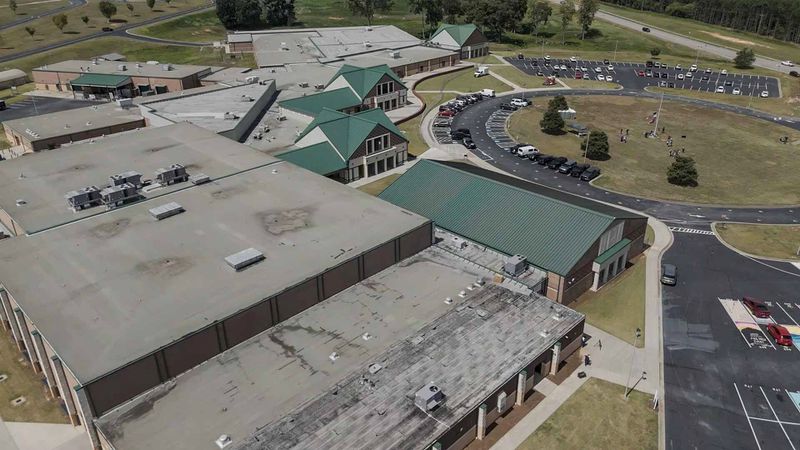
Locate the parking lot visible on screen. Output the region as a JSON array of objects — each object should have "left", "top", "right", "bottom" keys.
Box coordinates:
[
  {"left": 719, "top": 297, "right": 800, "bottom": 351},
  {"left": 734, "top": 382, "right": 800, "bottom": 449},
  {"left": 504, "top": 56, "right": 781, "bottom": 98}
]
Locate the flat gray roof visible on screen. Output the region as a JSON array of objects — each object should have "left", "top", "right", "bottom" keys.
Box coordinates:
[
  {"left": 0, "top": 145, "right": 428, "bottom": 383},
  {"left": 139, "top": 82, "right": 274, "bottom": 134},
  {"left": 34, "top": 60, "right": 211, "bottom": 79},
  {"left": 2, "top": 102, "right": 143, "bottom": 142},
  {"left": 341, "top": 45, "right": 456, "bottom": 68},
  {"left": 0, "top": 123, "right": 275, "bottom": 233},
  {"left": 95, "top": 246, "right": 580, "bottom": 450},
  {"left": 202, "top": 64, "right": 340, "bottom": 91}
]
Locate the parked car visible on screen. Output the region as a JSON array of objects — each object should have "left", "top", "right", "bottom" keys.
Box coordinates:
[
  {"left": 510, "top": 98, "right": 530, "bottom": 107},
  {"left": 721, "top": 69, "right": 728, "bottom": 75},
  {"left": 607, "top": 65, "right": 614, "bottom": 71},
  {"left": 761, "top": 90, "right": 770, "bottom": 98},
  {"left": 580, "top": 166, "right": 600, "bottom": 181},
  {"left": 661, "top": 72, "right": 668, "bottom": 78},
  {"left": 645, "top": 61, "right": 654, "bottom": 67},
  {"left": 724, "top": 80, "right": 733, "bottom": 86},
  {"left": 667, "top": 82, "right": 674, "bottom": 88},
  {"left": 742, "top": 297, "right": 771, "bottom": 318},
  {"left": 450, "top": 130, "right": 467, "bottom": 141},
  {"left": 660, "top": 264, "right": 677, "bottom": 286},
  {"left": 508, "top": 143, "right": 526, "bottom": 153},
  {"left": 637, "top": 70, "right": 645, "bottom": 77},
  {"left": 547, "top": 156, "right": 567, "bottom": 169},
  {"left": 675, "top": 64, "right": 682, "bottom": 70},
  {"left": 570, "top": 56, "right": 577, "bottom": 62},
  {"left": 500, "top": 103, "right": 519, "bottom": 111},
  {"left": 558, "top": 160, "right": 577, "bottom": 173},
  {"left": 462, "top": 138, "right": 476, "bottom": 149},
  {"left": 575, "top": 71, "right": 584, "bottom": 79},
  {"left": 594, "top": 67, "right": 602, "bottom": 73},
  {"left": 705, "top": 67, "right": 712, "bottom": 73},
  {"left": 516, "top": 145, "right": 539, "bottom": 158},
  {"left": 570, "top": 163, "right": 589, "bottom": 177},
  {"left": 690, "top": 64, "right": 698, "bottom": 72},
  {"left": 603, "top": 59, "right": 610, "bottom": 64},
  {"left": 544, "top": 55, "right": 551, "bottom": 61},
  {"left": 597, "top": 74, "right": 605, "bottom": 81},
  {"left": 677, "top": 73, "right": 685, "bottom": 80},
  {"left": 659, "top": 81, "right": 667, "bottom": 87},
  {"left": 645, "top": 70, "right": 653, "bottom": 77},
  {"left": 537, "top": 154, "right": 554, "bottom": 165},
  {"left": 432, "top": 119, "right": 451, "bottom": 127},
  {"left": 517, "top": 53, "right": 525, "bottom": 60},
  {"left": 685, "top": 72, "right": 693, "bottom": 78},
  {"left": 768, "top": 324, "right": 793, "bottom": 346},
  {"left": 732, "top": 88, "right": 741, "bottom": 95},
  {"left": 654, "top": 61, "right": 662, "bottom": 68},
  {"left": 454, "top": 128, "right": 471, "bottom": 136},
  {"left": 438, "top": 110, "right": 455, "bottom": 117},
  {"left": 791, "top": 71, "right": 799, "bottom": 77},
  {"left": 781, "top": 60, "right": 795, "bottom": 67},
  {"left": 715, "top": 86, "right": 725, "bottom": 93},
  {"left": 102, "top": 26, "right": 113, "bottom": 32},
  {"left": 532, "top": 60, "right": 538, "bottom": 66},
  {"left": 642, "top": 26, "right": 650, "bottom": 32},
  {"left": 580, "top": 66, "right": 589, "bottom": 72},
  {"left": 0, "top": 100, "right": 6, "bottom": 111},
  {"left": 701, "top": 75, "right": 710, "bottom": 81}
]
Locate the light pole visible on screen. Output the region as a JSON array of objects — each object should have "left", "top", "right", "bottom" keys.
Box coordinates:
[
  {"left": 624, "top": 327, "right": 642, "bottom": 398},
  {"left": 652, "top": 92, "right": 664, "bottom": 137},
  {"left": 613, "top": 40, "right": 618, "bottom": 63},
  {"left": 582, "top": 129, "right": 591, "bottom": 164}
]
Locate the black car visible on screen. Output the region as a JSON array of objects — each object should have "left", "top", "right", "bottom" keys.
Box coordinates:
[
  {"left": 0, "top": 99, "right": 6, "bottom": 111},
  {"left": 454, "top": 128, "right": 471, "bottom": 136},
  {"left": 558, "top": 160, "right": 577, "bottom": 173},
  {"left": 701, "top": 75, "right": 710, "bottom": 81},
  {"left": 508, "top": 143, "right": 526, "bottom": 153},
  {"left": 603, "top": 59, "right": 610, "bottom": 64},
  {"left": 668, "top": 82, "right": 675, "bottom": 88},
  {"left": 646, "top": 61, "right": 654, "bottom": 67},
  {"left": 547, "top": 156, "right": 567, "bottom": 169},
  {"left": 570, "top": 163, "right": 589, "bottom": 177},
  {"left": 660, "top": 72, "right": 668, "bottom": 78},
  {"left": 642, "top": 26, "right": 650, "bottom": 32},
  {"left": 102, "top": 26, "right": 113, "bottom": 32},
  {"left": 462, "top": 138, "right": 476, "bottom": 149},
  {"left": 580, "top": 167, "right": 601, "bottom": 181},
  {"left": 500, "top": 103, "right": 518, "bottom": 111},
  {"left": 532, "top": 60, "right": 538, "bottom": 66},
  {"left": 724, "top": 80, "right": 733, "bottom": 86},
  {"left": 791, "top": 70, "right": 799, "bottom": 77},
  {"left": 450, "top": 130, "right": 467, "bottom": 141},
  {"left": 517, "top": 53, "right": 524, "bottom": 60},
  {"left": 660, "top": 264, "right": 677, "bottom": 286},
  {"left": 537, "top": 154, "right": 554, "bottom": 165}
]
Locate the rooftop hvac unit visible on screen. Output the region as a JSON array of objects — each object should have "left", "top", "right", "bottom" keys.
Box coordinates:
[
  {"left": 364, "top": 41, "right": 372, "bottom": 48},
  {"left": 162, "top": 64, "right": 173, "bottom": 71},
  {"left": 240, "top": 95, "right": 255, "bottom": 102},
  {"left": 149, "top": 202, "right": 184, "bottom": 220},
  {"left": 414, "top": 383, "right": 445, "bottom": 412},
  {"left": 100, "top": 183, "right": 138, "bottom": 209},
  {"left": 225, "top": 248, "right": 265, "bottom": 271},
  {"left": 314, "top": 83, "right": 325, "bottom": 90},
  {"left": 504, "top": 254, "right": 528, "bottom": 277},
  {"left": 223, "top": 112, "right": 239, "bottom": 120},
  {"left": 109, "top": 170, "right": 143, "bottom": 188},
  {"left": 155, "top": 164, "right": 188, "bottom": 185},
  {"left": 280, "top": 42, "right": 289, "bottom": 51},
  {"left": 189, "top": 173, "right": 210, "bottom": 185},
  {"left": 116, "top": 98, "right": 133, "bottom": 108},
  {"left": 244, "top": 75, "right": 259, "bottom": 84},
  {"left": 298, "top": 82, "right": 309, "bottom": 88},
  {"left": 65, "top": 185, "right": 102, "bottom": 211},
  {"left": 389, "top": 51, "right": 400, "bottom": 59},
  {"left": 118, "top": 64, "right": 127, "bottom": 71}
]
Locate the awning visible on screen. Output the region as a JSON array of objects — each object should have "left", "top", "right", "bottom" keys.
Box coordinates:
[
  {"left": 594, "top": 238, "right": 631, "bottom": 266},
  {"left": 69, "top": 73, "right": 131, "bottom": 88}
]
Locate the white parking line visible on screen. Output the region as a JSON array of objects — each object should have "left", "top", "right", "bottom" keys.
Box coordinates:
[
  {"left": 777, "top": 303, "right": 800, "bottom": 326},
  {"left": 734, "top": 383, "right": 763, "bottom": 450},
  {"left": 760, "top": 386, "right": 798, "bottom": 450},
  {"left": 749, "top": 416, "right": 800, "bottom": 426}
]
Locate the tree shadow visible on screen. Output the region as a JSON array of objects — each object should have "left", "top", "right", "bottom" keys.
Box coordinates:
[
  {"left": 495, "top": 34, "right": 525, "bottom": 48},
  {"left": 63, "top": 30, "right": 80, "bottom": 34},
  {"left": 543, "top": 129, "right": 568, "bottom": 136},
  {"left": 110, "top": 18, "right": 128, "bottom": 23},
  {"left": 584, "top": 28, "right": 603, "bottom": 39},
  {"left": 152, "top": 9, "right": 164, "bottom": 12},
  {"left": 586, "top": 153, "right": 611, "bottom": 161}
]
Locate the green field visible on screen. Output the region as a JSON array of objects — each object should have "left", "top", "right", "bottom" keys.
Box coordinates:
[
  {"left": 507, "top": 95, "right": 800, "bottom": 205},
  {"left": 399, "top": 91, "right": 454, "bottom": 157},
  {"left": 518, "top": 377, "right": 657, "bottom": 450},
  {"left": 133, "top": 9, "right": 224, "bottom": 43},
  {"left": 715, "top": 223, "right": 800, "bottom": 261},
  {"left": 573, "top": 257, "right": 646, "bottom": 347},
  {"left": 0, "top": 0, "right": 210, "bottom": 59},
  {"left": 0, "top": 0, "right": 70, "bottom": 26},
  {"left": 357, "top": 173, "right": 401, "bottom": 196},
  {"left": 600, "top": 3, "right": 800, "bottom": 64},
  {"left": 415, "top": 68, "right": 512, "bottom": 93},
  {"left": 0, "top": 36, "right": 254, "bottom": 73}
]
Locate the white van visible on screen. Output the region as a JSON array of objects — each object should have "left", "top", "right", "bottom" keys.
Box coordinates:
[
  {"left": 510, "top": 98, "right": 530, "bottom": 107},
  {"left": 474, "top": 66, "right": 489, "bottom": 77},
  {"left": 480, "top": 88, "right": 495, "bottom": 97},
  {"left": 515, "top": 145, "right": 539, "bottom": 158}
]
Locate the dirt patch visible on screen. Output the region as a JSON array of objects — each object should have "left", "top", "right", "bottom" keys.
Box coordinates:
[
  {"left": 699, "top": 31, "right": 772, "bottom": 49},
  {"left": 88, "top": 218, "right": 131, "bottom": 239},
  {"left": 134, "top": 257, "right": 192, "bottom": 277},
  {"left": 256, "top": 209, "right": 310, "bottom": 234}
]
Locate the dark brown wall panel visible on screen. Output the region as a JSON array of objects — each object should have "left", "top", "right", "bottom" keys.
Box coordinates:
[
  {"left": 363, "top": 241, "right": 396, "bottom": 278},
  {"left": 399, "top": 223, "right": 433, "bottom": 260},
  {"left": 87, "top": 356, "right": 161, "bottom": 415},
  {"left": 224, "top": 301, "right": 273, "bottom": 347},
  {"left": 323, "top": 259, "right": 360, "bottom": 299},
  {"left": 162, "top": 326, "right": 220, "bottom": 378},
  {"left": 275, "top": 278, "right": 319, "bottom": 322}
]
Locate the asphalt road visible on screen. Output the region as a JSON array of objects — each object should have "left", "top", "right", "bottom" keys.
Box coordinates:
[
  {"left": 0, "top": 0, "right": 86, "bottom": 31},
  {"left": 0, "top": 96, "right": 88, "bottom": 121}
]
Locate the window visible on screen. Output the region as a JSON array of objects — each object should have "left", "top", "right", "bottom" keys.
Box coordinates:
[
  {"left": 598, "top": 222, "right": 624, "bottom": 254},
  {"left": 376, "top": 81, "right": 394, "bottom": 96},
  {"left": 366, "top": 134, "right": 391, "bottom": 155}
]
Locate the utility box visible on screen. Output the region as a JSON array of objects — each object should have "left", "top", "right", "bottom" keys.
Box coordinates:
[
  {"left": 414, "top": 383, "right": 445, "bottom": 412},
  {"left": 65, "top": 186, "right": 102, "bottom": 210},
  {"left": 504, "top": 254, "right": 528, "bottom": 276},
  {"left": 155, "top": 164, "right": 188, "bottom": 185}
]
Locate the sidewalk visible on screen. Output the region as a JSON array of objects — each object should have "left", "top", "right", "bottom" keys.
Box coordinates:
[{"left": 0, "top": 418, "right": 88, "bottom": 450}]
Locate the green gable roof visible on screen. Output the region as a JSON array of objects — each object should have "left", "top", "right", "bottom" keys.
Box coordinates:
[
  {"left": 278, "top": 88, "right": 362, "bottom": 118},
  {"left": 277, "top": 141, "right": 345, "bottom": 175},
  {"left": 69, "top": 73, "right": 131, "bottom": 88},
  {"left": 379, "top": 160, "right": 643, "bottom": 275},
  {"left": 595, "top": 238, "right": 631, "bottom": 265},
  {"left": 329, "top": 64, "right": 406, "bottom": 99},
  {"left": 296, "top": 108, "right": 406, "bottom": 159},
  {"left": 431, "top": 23, "right": 479, "bottom": 47}
]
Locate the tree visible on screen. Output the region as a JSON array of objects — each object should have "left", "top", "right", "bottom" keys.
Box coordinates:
[
  {"left": 441, "top": 0, "right": 461, "bottom": 23},
  {"left": 24, "top": 26, "right": 35, "bottom": 39},
  {"left": 215, "top": 0, "right": 237, "bottom": 28},
  {"left": 409, "top": 0, "right": 443, "bottom": 38},
  {"left": 261, "top": 0, "right": 295, "bottom": 27},
  {"left": 234, "top": 0, "right": 263, "bottom": 28},
  {"left": 558, "top": 0, "right": 575, "bottom": 44},
  {"left": 577, "top": 0, "right": 597, "bottom": 39},
  {"left": 548, "top": 95, "right": 568, "bottom": 112},
  {"left": 650, "top": 47, "right": 661, "bottom": 57},
  {"left": 81, "top": 15, "right": 89, "bottom": 25},
  {"left": 146, "top": 0, "right": 155, "bottom": 10},
  {"left": 98, "top": 0, "right": 117, "bottom": 21},
  {"left": 9, "top": 0, "right": 16, "bottom": 15},
  {"left": 163, "top": 0, "right": 171, "bottom": 6},
  {"left": 346, "top": 0, "right": 394, "bottom": 26},
  {"left": 583, "top": 130, "right": 610, "bottom": 160},
  {"left": 540, "top": 108, "right": 565, "bottom": 134},
  {"left": 463, "top": 0, "right": 524, "bottom": 37},
  {"left": 667, "top": 155, "right": 698, "bottom": 186},
  {"left": 52, "top": 13, "right": 68, "bottom": 32},
  {"left": 526, "top": 0, "right": 551, "bottom": 35},
  {"left": 126, "top": 3, "right": 134, "bottom": 15},
  {"left": 734, "top": 47, "right": 755, "bottom": 69}
]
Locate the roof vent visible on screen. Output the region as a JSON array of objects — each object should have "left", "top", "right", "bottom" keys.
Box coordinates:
[
  {"left": 215, "top": 434, "right": 232, "bottom": 449},
  {"left": 224, "top": 248, "right": 265, "bottom": 271},
  {"left": 389, "top": 50, "right": 400, "bottom": 59},
  {"left": 223, "top": 112, "right": 239, "bottom": 120},
  {"left": 189, "top": 173, "right": 210, "bottom": 185},
  {"left": 504, "top": 254, "right": 528, "bottom": 277},
  {"left": 149, "top": 202, "right": 185, "bottom": 220},
  {"left": 368, "top": 363, "right": 382, "bottom": 374},
  {"left": 118, "top": 64, "right": 127, "bottom": 71},
  {"left": 314, "top": 83, "right": 325, "bottom": 90},
  {"left": 298, "top": 82, "right": 309, "bottom": 88},
  {"left": 15, "top": 199, "right": 26, "bottom": 207},
  {"left": 162, "top": 64, "right": 173, "bottom": 71},
  {"left": 414, "top": 383, "right": 445, "bottom": 412},
  {"left": 280, "top": 42, "right": 289, "bottom": 51},
  {"left": 364, "top": 41, "right": 372, "bottom": 48}
]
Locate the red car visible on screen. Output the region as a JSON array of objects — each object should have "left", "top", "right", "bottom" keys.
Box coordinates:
[
  {"left": 742, "top": 297, "right": 771, "bottom": 318},
  {"left": 438, "top": 110, "right": 455, "bottom": 117},
  {"left": 768, "top": 324, "right": 793, "bottom": 346},
  {"left": 575, "top": 71, "right": 583, "bottom": 79},
  {"left": 637, "top": 70, "right": 645, "bottom": 77}
]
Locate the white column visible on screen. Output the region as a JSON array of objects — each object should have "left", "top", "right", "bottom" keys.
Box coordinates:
[
  {"left": 51, "top": 356, "right": 79, "bottom": 426},
  {"left": 550, "top": 342, "right": 561, "bottom": 376},
  {"left": 476, "top": 403, "right": 487, "bottom": 440},
  {"left": 7, "top": 306, "right": 23, "bottom": 351},
  {"left": 74, "top": 387, "right": 101, "bottom": 449},
  {"left": 13, "top": 308, "right": 39, "bottom": 372},
  {"left": 516, "top": 371, "right": 527, "bottom": 406},
  {"left": 591, "top": 271, "right": 600, "bottom": 291},
  {"left": 31, "top": 331, "right": 57, "bottom": 397}
]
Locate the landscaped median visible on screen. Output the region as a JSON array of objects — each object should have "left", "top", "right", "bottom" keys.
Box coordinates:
[
  {"left": 414, "top": 67, "right": 512, "bottom": 94},
  {"left": 714, "top": 223, "right": 800, "bottom": 261},
  {"left": 398, "top": 91, "right": 456, "bottom": 157}
]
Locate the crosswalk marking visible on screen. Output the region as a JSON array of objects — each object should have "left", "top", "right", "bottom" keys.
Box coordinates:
[{"left": 669, "top": 226, "right": 715, "bottom": 235}]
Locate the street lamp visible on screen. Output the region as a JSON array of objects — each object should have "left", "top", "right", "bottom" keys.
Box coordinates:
[
  {"left": 582, "top": 128, "right": 591, "bottom": 164},
  {"left": 624, "top": 327, "right": 642, "bottom": 398}
]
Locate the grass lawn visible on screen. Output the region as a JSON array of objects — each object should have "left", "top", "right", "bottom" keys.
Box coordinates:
[
  {"left": 0, "top": 0, "right": 210, "bottom": 59},
  {"left": 560, "top": 78, "right": 620, "bottom": 90},
  {"left": 0, "top": 37, "right": 254, "bottom": 73},
  {"left": 645, "top": 225, "right": 654, "bottom": 246},
  {"left": 399, "top": 91, "right": 455, "bottom": 157},
  {"left": 518, "top": 377, "right": 657, "bottom": 450},
  {"left": 490, "top": 66, "right": 550, "bottom": 89},
  {"left": 357, "top": 173, "right": 401, "bottom": 196},
  {"left": 415, "top": 68, "right": 512, "bottom": 94},
  {"left": 0, "top": 0, "right": 70, "bottom": 26},
  {"left": 572, "top": 256, "right": 646, "bottom": 347},
  {"left": 715, "top": 223, "right": 800, "bottom": 261},
  {"left": 600, "top": 3, "right": 800, "bottom": 64},
  {"left": 0, "top": 83, "right": 34, "bottom": 104},
  {"left": 133, "top": 9, "right": 223, "bottom": 43},
  {"left": 0, "top": 332, "right": 68, "bottom": 423},
  {"left": 507, "top": 95, "right": 800, "bottom": 205}
]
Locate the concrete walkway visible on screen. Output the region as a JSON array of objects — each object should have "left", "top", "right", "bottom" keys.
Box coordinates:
[{"left": 0, "top": 418, "right": 88, "bottom": 450}]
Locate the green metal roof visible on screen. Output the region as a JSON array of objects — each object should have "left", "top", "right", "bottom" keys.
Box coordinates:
[
  {"left": 296, "top": 108, "right": 406, "bottom": 159},
  {"left": 379, "top": 160, "right": 641, "bottom": 276},
  {"left": 277, "top": 141, "right": 345, "bottom": 175},
  {"left": 69, "top": 73, "right": 131, "bottom": 88},
  {"left": 595, "top": 238, "right": 631, "bottom": 265},
  {"left": 329, "top": 64, "right": 406, "bottom": 99},
  {"left": 430, "top": 23, "right": 480, "bottom": 47},
  {"left": 278, "top": 88, "right": 361, "bottom": 118}
]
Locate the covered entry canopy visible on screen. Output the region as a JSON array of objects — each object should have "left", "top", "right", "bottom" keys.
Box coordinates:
[{"left": 69, "top": 73, "right": 131, "bottom": 89}]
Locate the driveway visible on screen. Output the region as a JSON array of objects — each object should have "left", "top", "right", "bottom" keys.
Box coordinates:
[{"left": 0, "top": 96, "right": 89, "bottom": 122}]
